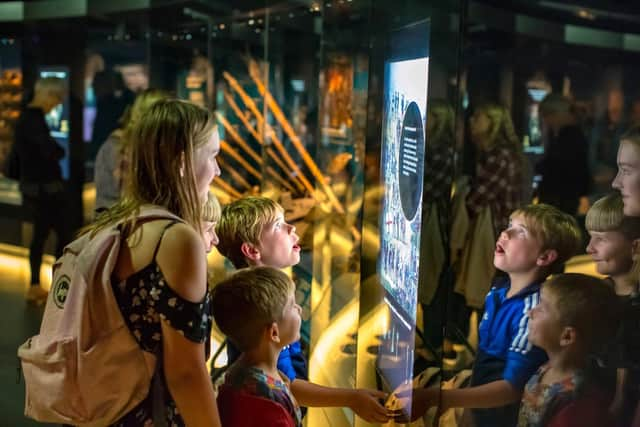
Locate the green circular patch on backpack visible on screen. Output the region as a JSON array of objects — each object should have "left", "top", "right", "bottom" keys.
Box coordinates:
[{"left": 52, "top": 275, "right": 70, "bottom": 309}]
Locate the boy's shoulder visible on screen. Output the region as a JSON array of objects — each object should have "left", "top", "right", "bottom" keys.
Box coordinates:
[{"left": 488, "top": 276, "right": 542, "bottom": 301}]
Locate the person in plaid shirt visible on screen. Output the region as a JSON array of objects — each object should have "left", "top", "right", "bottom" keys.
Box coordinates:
[{"left": 467, "top": 103, "right": 525, "bottom": 237}]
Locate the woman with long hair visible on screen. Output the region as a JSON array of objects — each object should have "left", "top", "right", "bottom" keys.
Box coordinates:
[
  {"left": 467, "top": 103, "right": 525, "bottom": 235},
  {"left": 87, "top": 99, "right": 222, "bottom": 426}
]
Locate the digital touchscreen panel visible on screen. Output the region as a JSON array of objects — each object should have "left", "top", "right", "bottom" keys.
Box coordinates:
[{"left": 378, "top": 27, "right": 429, "bottom": 330}]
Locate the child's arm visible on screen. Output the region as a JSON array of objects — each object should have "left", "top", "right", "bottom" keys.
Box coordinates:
[
  {"left": 439, "top": 379, "right": 520, "bottom": 410},
  {"left": 396, "top": 379, "right": 520, "bottom": 422},
  {"left": 290, "top": 379, "right": 390, "bottom": 423}
]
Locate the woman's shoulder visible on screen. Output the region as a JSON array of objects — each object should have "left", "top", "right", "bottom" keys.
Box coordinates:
[{"left": 154, "top": 221, "right": 207, "bottom": 303}]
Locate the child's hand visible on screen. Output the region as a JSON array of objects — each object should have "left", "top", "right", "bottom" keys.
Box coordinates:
[
  {"left": 347, "top": 389, "right": 392, "bottom": 423},
  {"left": 392, "top": 386, "right": 439, "bottom": 422}
]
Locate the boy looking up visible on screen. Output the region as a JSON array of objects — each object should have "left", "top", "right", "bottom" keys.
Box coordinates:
[
  {"left": 518, "top": 273, "right": 618, "bottom": 427},
  {"left": 401, "top": 204, "right": 582, "bottom": 427},
  {"left": 216, "top": 196, "right": 390, "bottom": 423},
  {"left": 212, "top": 267, "right": 303, "bottom": 426}
]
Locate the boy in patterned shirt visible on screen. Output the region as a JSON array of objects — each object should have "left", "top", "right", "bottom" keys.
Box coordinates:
[
  {"left": 518, "top": 273, "right": 617, "bottom": 427},
  {"left": 211, "top": 267, "right": 303, "bottom": 427}
]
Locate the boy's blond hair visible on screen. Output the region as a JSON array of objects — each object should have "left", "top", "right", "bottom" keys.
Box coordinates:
[
  {"left": 511, "top": 204, "right": 582, "bottom": 274},
  {"left": 542, "top": 273, "right": 618, "bottom": 353},
  {"left": 211, "top": 266, "right": 294, "bottom": 351},
  {"left": 202, "top": 191, "right": 221, "bottom": 223},
  {"left": 585, "top": 193, "right": 640, "bottom": 239},
  {"left": 216, "top": 197, "right": 284, "bottom": 268}
]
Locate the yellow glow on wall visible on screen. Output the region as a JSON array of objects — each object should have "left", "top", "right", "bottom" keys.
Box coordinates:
[{"left": 0, "top": 243, "right": 53, "bottom": 290}]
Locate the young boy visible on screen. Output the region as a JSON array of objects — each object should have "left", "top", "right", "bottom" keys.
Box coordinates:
[
  {"left": 216, "top": 196, "right": 390, "bottom": 423},
  {"left": 211, "top": 266, "right": 304, "bottom": 426},
  {"left": 202, "top": 191, "right": 221, "bottom": 252},
  {"left": 585, "top": 193, "right": 640, "bottom": 426},
  {"left": 518, "top": 273, "right": 618, "bottom": 427},
  {"left": 403, "top": 204, "right": 583, "bottom": 427}
]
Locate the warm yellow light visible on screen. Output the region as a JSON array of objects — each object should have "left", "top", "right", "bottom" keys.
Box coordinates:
[{"left": 0, "top": 243, "right": 54, "bottom": 291}]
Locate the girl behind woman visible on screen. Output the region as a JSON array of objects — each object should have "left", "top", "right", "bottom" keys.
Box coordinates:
[
  {"left": 86, "top": 99, "right": 222, "bottom": 426},
  {"left": 94, "top": 88, "right": 168, "bottom": 210}
]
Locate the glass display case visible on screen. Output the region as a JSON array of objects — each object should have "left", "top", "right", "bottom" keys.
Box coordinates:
[{"left": 4, "top": 0, "right": 640, "bottom": 425}]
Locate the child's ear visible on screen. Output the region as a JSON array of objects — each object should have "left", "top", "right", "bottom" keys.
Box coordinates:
[
  {"left": 268, "top": 322, "right": 281, "bottom": 344},
  {"left": 536, "top": 249, "right": 558, "bottom": 267},
  {"left": 560, "top": 326, "right": 576, "bottom": 347},
  {"left": 240, "top": 242, "right": 261, "bottom": 263}
]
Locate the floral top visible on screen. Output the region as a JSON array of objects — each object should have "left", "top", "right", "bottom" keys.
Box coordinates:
[
  {"left": 110, "top": 221, "right": 213, "bottom": 427},
  {"left": 518, "top": 365, "right": 584, "bottom": 427},
  {"left": 223, "top": 363, "right": 302, "bottom": 427}
]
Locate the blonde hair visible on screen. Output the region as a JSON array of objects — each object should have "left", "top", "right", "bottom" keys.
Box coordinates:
[
  {"left": 428, "top": 99, "right": 455, "bottom": 145},
  {"left": 216, "top": 197, "right": 284, "bottom": 268},
  {"left": 121, "top": 89, "right": 169, "bottom": 148},
  {"left": 211, "top": 266, "right": 294, "bottom": 351},
  {"left": 34, "top": 77, "right": 65, "bottom": 99},
  {"left": 475, "top": 103, "right": 521, "bottom": 153},
  {"left": 202, "top": 191, "right": 221, "bottom": 223},
  {"left": 511, "top": 204, "right": 582, "bottom": 273},
  {"left": 85, "top": 99, "right": 217, "bottom": 235},
  {"left": 586, "top": 193, "right": 640, "bottom": 238},
  {"left": 542, "top": 273, "right": 618, "bottom": 353}
]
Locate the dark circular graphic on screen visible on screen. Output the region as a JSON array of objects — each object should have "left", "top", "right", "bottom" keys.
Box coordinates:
[{"left": 398, "top": 101, "right": 424, "bottom": 220}]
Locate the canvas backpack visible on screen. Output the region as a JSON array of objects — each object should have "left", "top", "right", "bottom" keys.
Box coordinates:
[{"left": 17, "top": 206, "right": 182, "bottom": 426}]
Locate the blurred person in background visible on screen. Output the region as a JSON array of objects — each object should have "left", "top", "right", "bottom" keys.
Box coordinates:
[
  {"left": 94, "top": 89, "right": 168, "bottom": 211},
  {"left": 14, "top": 77, "right": 72, "bottom": 303},
  {"left": 536, "top": 93, "right": 591, "bottom": 216}
]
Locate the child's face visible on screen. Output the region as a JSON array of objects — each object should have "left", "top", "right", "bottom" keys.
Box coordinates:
[
  {"left": 528, "top": 288, "right": 563, "bottom": 352},
  {"left": 254, "top": 212, "right": 301, "bottom": 268},
  {"left": 494, "top": 214, "right": 545, "bottom": 274},
  {"left": 277, "top": 291, "right": 302, "bottom": 347},
  {"left": 586, "top": 230, "right": 634, "bottom": 276},
  {"left": 612, "top": 141, "right": 640, "bottom": 216},
  {"left": 202, "top": 221, "right": 219, "bottom": 253}
]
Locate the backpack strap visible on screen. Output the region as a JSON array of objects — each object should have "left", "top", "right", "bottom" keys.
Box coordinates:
[{"left": 151, "top": 220, "right": 181, "bottom": 261}]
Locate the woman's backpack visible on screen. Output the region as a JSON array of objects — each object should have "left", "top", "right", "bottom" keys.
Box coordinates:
[{"left": 17, "top": 206, "right": 181, "bottom": 426}]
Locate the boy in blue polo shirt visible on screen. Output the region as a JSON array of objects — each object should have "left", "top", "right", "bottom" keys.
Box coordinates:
[
  {"left": 402, "top": 204, "right": 582, "bottom": 427},
  {"left": 215, "top": 196, "right": 390, "bottom": 423}
]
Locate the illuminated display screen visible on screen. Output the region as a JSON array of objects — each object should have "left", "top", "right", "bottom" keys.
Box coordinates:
[{"left": 378, "top": 44, "right": 429, "bottom": 329}]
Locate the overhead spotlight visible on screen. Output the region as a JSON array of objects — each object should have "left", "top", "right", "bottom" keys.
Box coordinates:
[
  {"left": 577, "top": 9, "right": 595, "bottom": 20},
  {"left": 219, "top": 23, "right": 226, "bottom": 30},
  {"left": 248, "top": 19, "right": 255, "bottom": 25}
]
